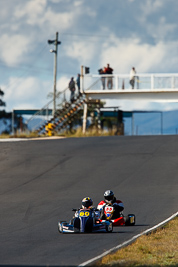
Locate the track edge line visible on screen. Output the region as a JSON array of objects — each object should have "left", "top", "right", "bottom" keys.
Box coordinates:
[{"left": 78, "top": 211, "right": 178, "bottom": 266}]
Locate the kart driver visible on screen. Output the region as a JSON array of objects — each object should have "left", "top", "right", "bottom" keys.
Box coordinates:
[
  {"left": 81, "top": 197, "right": 93, "bottom": 209},
  {"left": 97, "top": 190, "right": 124, "bottom": 219},
  {"left": 73, "top": 197, "right": 100, "bottom": 221}
]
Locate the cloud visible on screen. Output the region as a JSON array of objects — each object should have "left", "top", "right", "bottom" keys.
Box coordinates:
[
  {"left": 0, "top": 34, "right": 32, "bottom": 67},
  {"left": 140, "top": 0, "right": 163, "bottom": 16},
  {"left": 146, "top": 16, "right": 178, "bottom": 41},
  {"left": 137, "top": 0, "right": 178, "bottom": 42},
  {"left": 3, "top": 74, "right": 72, "bottom": 112},
  {"left": 50, "top": 0, "right": 63, "bottom": 2},
  {"left": 0, "top": 0, "right": 178, "bottom": 113},
  {"left": 56, "top": 75, "right": 71, "bottom": 103},
  {"left": 14, "top": 0, "right": 47, "bottom": 21},
  {"left": 99, "top": 37, "right": 178, "bottom": 73},
  {"left": 14, "top": 0, "right": 73, "bottom": 32},
  {"left": 64, "top": 40, "right": 97, "bottom": 65},
  {"left": 4, "top": 77, "right": 52, "bottom": 111},
  {"left": 57, "top": 76, "right": 69, "bottom": 92},
  {"left": 74, "top": 0, "right": 84, "bottom": 7}
]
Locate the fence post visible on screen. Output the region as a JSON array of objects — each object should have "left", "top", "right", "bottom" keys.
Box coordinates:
[
  {"left": 151, "top": 75, "right": 154, "bottom": 90},
  {"left": 82, "top": 103, "right": 88, "bottom": 134},
  {"left": 171, "top": 76, "right": 175, "bottom": 89},
  {"left": 115, "top": 75, "right": 118, "bottom": 90},
  {"left": 12, "top": 110, "right": 14, "bottom": 135}
]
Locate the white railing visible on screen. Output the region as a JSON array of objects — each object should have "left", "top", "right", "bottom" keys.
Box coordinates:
[{"left": 83, "top": 73, "right": 178, "bottom": 91}]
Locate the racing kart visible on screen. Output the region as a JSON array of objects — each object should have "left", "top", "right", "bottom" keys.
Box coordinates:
[
  {"left": 58, "top": 208, "right": 113, "bottom": 233},
  {"left": 101, "top": 204, "right": 136, "bottom": 226}
]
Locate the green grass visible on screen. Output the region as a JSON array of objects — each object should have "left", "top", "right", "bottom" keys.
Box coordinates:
[
  {"left": 61, "top": 127, "right": 119, "bottom": 137},
  {"left": 94, "top": 217, "right": 178, "bottom": 267},
  {"left": 0, "top": 126, "right": 122, "bottom": 139},
  {"left": 10, "top": 132, "right": 40, "bottom": 138},
  {"left": 0, "top": 127, "right": 116, "bottom": 139}
]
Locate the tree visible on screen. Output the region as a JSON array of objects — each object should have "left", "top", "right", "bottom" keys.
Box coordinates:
[{"left": 0, "top": 88, "right": 6, "bottom": 107}]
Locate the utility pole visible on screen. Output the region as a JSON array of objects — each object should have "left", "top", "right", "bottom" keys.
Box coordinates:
[{"left": 48, "top": 32, "right": 61, "bottom": 117}]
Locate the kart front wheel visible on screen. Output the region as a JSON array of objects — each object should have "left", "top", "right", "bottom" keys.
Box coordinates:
[
  {"left": 73, "top": 218, "right": 80, "bottom": 232},
  {"left": 58, "top": 221, "right": 67, "bottom": 233},
  {"left": 58, "top": 223, "right": 63, "bottom": 233}
]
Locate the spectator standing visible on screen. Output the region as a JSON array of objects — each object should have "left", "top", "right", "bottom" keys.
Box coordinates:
[
  {"left": 105, "top": 64, "right": 113, "bottom": 89},
  {"left": 129, "top": 67, "right": 136, "bottom": 89},
  {"left": 69, "top": 77, "right": 76, "bottom": 103},
  {"left": 76, "top": 74, "right": 81, "bottom": 95},
  {"left": 98, "top": 67, "right": 106, "bottom": 89}
]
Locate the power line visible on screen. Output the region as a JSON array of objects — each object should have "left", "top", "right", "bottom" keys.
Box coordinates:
[{"left": 61, "top": 32, "right": 109, "bottom": 38}]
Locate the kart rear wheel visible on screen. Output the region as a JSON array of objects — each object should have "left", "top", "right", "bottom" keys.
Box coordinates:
[
  {"left": 125, "top": 214, "right": 135, "bottom": 226},
  {"left": 106, "top": 222, "right": 113, "bottom": 233}
]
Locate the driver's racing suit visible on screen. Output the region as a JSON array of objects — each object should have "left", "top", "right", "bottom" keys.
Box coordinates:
[{"left": 97, "top": 197, "right": 124, "bottom": 220}]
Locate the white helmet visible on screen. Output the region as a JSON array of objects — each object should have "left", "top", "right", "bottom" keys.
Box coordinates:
[{"left": 104, "top": 190, "right": 114, "bottom": 203}]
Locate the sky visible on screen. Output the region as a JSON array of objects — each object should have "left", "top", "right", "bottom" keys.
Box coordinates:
[{"left": 0, "top": 0, "right": 178, "bottom": 112}]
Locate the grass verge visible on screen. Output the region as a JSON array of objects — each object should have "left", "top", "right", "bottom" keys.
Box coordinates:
[
  {"left": 0, "top": 127, "right": 117, "bottom": 139},
  {"left": 95, "top": 216, "right": 178, "bottom": 267},
  {"left": 61, "top": 127, "right": 118, "bottom": 138}
]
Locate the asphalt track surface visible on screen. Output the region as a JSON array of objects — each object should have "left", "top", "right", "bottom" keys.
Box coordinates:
[{"left": 0, "top": 136, "right": 177, "bottom": 266}]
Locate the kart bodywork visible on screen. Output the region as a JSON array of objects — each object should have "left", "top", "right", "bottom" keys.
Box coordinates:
[
  {"left": 101, "top": 205, "right": 136, "bottom": 226},
  {"left": 58, "top": 208, "right": 113, "bottom": 233},
  {"left": 110, "top": 213, "right": 136, "bottom": 226}
]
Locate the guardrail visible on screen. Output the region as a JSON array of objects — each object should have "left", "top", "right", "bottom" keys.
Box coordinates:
[{"left": 83, "top": 73, "right": 178, "bottom": 91}]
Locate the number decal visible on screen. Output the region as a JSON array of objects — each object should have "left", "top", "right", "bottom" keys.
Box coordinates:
[
  {"left": 105, "top": 206, "right": 114, "bottom": 212},
  {"left": 79, "top": 211, "right": 90, "bottom": 217}
]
